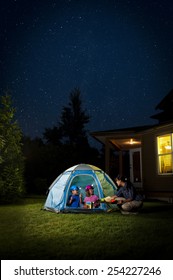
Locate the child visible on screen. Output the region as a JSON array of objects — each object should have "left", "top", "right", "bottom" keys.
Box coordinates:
[
  {"left": 83, "top": 185, "right": 100, "bottom": 208},
  {"left": 67, "top": 185, "right": 82, "bottom": 207}
]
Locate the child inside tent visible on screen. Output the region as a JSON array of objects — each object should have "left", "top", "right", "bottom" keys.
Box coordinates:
[
  {"left": 67, "top": 185, "right": 82, "bottom": 207},
  {"left": 83, "top": 185, "right": 100, "bottom": 208}
]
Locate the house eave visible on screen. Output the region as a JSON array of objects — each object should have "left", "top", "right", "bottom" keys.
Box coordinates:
[{"left": 90, "top": 122, "right": 173, "bottom": 149}]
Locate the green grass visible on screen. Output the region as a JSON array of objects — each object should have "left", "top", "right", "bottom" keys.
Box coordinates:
[{"left": 0, "top": 197, "right": 173, "bottom": 260}]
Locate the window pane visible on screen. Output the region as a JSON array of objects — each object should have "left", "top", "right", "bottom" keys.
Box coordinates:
[
  {"left": 158, "top": 154, "right": 173, "bottom": 173},
  {"left": 157, "top": 135, "right": 172, "bottom": 154}
]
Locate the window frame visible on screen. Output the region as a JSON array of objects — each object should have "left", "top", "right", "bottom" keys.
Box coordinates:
[{"left": 157, "top": 133, "right": 173, "bottom": 175}]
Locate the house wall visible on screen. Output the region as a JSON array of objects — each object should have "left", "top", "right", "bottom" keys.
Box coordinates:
[{"left": 142, "top": 124, "right": 173, "bottom": 200}]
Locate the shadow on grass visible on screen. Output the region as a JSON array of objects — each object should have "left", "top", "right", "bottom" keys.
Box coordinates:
[
  {"left": 140, "top": 200, "right": 173, "bottom": 216},
  {"left": 2, "top": 233, "right": 173, "bottom": 260}
]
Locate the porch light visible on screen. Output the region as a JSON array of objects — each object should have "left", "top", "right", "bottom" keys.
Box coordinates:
[{"left": 129, "top": 138, "right": 134, "bottom": 144}]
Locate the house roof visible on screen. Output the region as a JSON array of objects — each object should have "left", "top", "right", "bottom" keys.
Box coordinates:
[
  {"left": 91, "top": 122, "right": 173, "bottom": 150},
  {"left": 150, "top": 89, "right": 173, "bottom": 122},
  {"left": 90, "top": 124, "right": 153, "bottom": 150},
  {"left": 150, "top": 110, "right": 173, "bottom": 121},
  {"left": 155, "top": 89, "right": 173, "bottom": 110}
]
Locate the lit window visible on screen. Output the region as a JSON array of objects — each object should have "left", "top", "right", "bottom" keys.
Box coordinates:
[{"left": 157, "top": 134, "right": 173, "bottom": 174}]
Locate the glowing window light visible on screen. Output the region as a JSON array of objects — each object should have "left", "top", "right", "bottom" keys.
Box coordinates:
[{"left": 165, "top": 142, "right": 172, "bottom": 150}]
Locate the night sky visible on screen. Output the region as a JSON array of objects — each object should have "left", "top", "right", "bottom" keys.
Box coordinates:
[{"left": 1, "top": 0, "right": 173, "bottom": 141}]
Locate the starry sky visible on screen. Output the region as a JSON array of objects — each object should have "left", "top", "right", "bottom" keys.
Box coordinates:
[{"left": 1, "top": 0, "right": 173, "bottom": 142}]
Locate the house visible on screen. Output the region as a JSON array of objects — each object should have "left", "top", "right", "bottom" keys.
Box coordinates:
[
  {"left": 150, "top": 89, "right": 173, "bottom": 123},
  {"left": 91, "top": 91, "right": 173, "bottom": 202}
]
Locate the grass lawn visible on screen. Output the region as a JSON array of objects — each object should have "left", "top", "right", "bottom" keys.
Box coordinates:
[{"left": 0, "top": 197, "right": 173, "bottom": 260}]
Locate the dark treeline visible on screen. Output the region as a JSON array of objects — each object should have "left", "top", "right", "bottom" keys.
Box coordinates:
[
  {"left": 22, "top": 88, "right": 104, "bottom": 195},
  {"left": 0, "top": 88, "right": 105, "bottom": 200}
]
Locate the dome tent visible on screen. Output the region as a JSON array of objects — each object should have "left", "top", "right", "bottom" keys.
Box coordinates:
[{"left": 44, "top": 163, "right": 117, "bottom": 213}]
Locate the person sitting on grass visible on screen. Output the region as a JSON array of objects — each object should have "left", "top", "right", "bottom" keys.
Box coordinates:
[
  {"left": 83, "top": 185, "right": 100, "bottom": 208},
  {"left": 100, "top": 175, "right": 143, "bottom": 214},
  {"left": 67, "top": 185, "right": 82, "bottom": 207},
  {"left": 112, "top": 175, "right": 143, "bottom": 214}
]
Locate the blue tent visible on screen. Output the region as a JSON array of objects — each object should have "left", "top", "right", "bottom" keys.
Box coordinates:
[{"left": 44, "top": 163, "right": 117, "bottom": 213}]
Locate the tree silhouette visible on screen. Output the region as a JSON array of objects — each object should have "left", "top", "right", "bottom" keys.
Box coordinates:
[
  {"left": 44, "top": 126, "right": 62, "bottom": 146},
  {"left": 59, "top": 88, "right": 90, "bottom": 146}
]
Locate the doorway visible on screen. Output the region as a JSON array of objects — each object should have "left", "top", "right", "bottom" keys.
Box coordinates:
[{"left": 129, "top": 148, "right": 142, "bottom": 189}]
